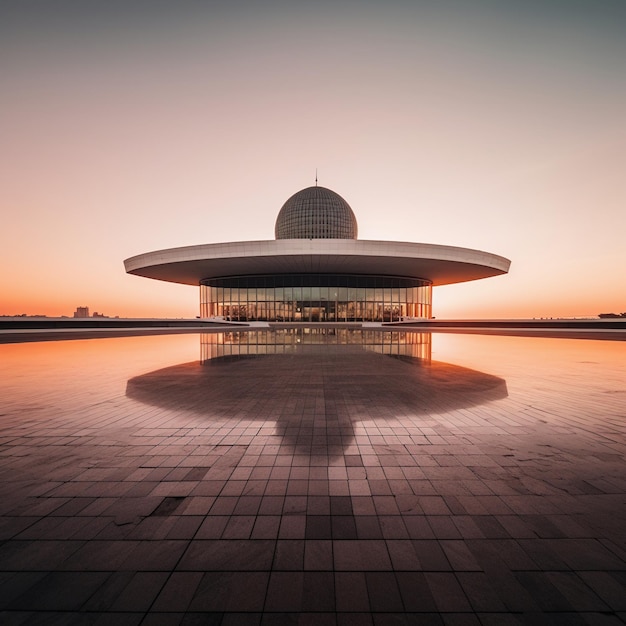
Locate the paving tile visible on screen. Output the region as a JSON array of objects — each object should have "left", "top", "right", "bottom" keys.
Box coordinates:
[
  {"left": 251, "top": 515, "right": 281, "bottom": 539},
  {"left": 385, "top": 540, "right": 421, "bottom": 570},
  {"left": 304, "top": 539, "right": 333, "bottom": 570},
  {"left": 221, "top": 515, "right": 256, "bottom": 539},
  {"left": 1, "top": 333, "right": 625, "bottom": 622},
  {"left": 220, "top": 614, "right": 262, "bottom": 626},
  {"left": 471, "top": 515, "right": 510, "bottom": 538},
  {"left": 305, "top": 515, "right": 332, "bottom": 539},
  {"left": 111, "top": 571, "right": 169, "bottom": 611},
  {"left": 337, "top": 614, "right": 374, "bottom": 626},
  {"left": 578, "top": 571, "right": 626, "bottom": 611},
  {"left": 278, "top": 515, "right": 306, "bottom": 539},
  {"left": 412, "top": 540, "right": 451, "bottom": 570},
  {"left": 0, "top": 572, "right": 46, "bottom": 608},
  {"left": 545, "top": 571, "right": 610, "bottom": 611},
  {"left": 456, "top": 571, "right": 507, "bottom": 611},
  {"left": 550, "top": 539, "right": 626, "bottom": 570},
  {"left": 428, "top": 516, "right": 463, "bottom": 539},
  {"left": 514, "top": 571, "right": 574, "bottom": 611},
  {"left": 355, "top": 516, "right": 384, "bottom": 539},
  {"left": 273, "top": 539, "right": 304, "bottom": 570},
  {"left": 0, "top": 540, "right": 85, "bottom": 570},
  {"left": 440, "top": 615, "right": 481, "bottom": 626},
  {"left": 151, "top": 571, "right": 204, "bottom": 612},
  {"left": 474, "top": 615, "right": 524, "bottom": 626},
  {"left": 365, "top": 572, "right": 404, "bottom": 611},
  {"left": 379, "top": 515, "right": 409, "bottom": 539},
  {"left": 9, "top": 571, "right": 108, "bottom": 611},
  {"left": 424, "top": 573, "right": 473, "bottom": 612},
  {"left": 142, "top": 614, "right": 195, "bottom": 626},
  {"left": 82, "top": 571, "right": 136, "bottom": 611},
  {"left": 395, "top": 571, "right": 439, "bottom": 612},
  {"left": 440, "top": 540, "right": 482, "bottom": 571},
  {"left": 335, "top": 572, "right": 370, "bottom": 612},
  {"left": 402, "top": 516, "right": 435, "bottom": 539},
  {"left": 195, "top": 515, "right": 229, "bottom": 539},
  {"left": 120, "top": 540, "right": 188, "bottom": 570},
  {"left": 189, "top": 572, "right": 269, "bottom": 611},
  {"left": 333, "top": 539, "right": 392, "bottom": 570},
  {"left": 301, "top": 571, "right": 335, "bottom": 611},
  {"left": 178, "top": 539, "right": 275, "bottom": 571},
  {"left": 264, "top": 571, "right": 304, "bottom": 611}
]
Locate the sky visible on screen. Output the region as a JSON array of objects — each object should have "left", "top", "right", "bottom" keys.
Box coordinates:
[{"left": 1, "top": 0, "right": 625, "bottom": 319}]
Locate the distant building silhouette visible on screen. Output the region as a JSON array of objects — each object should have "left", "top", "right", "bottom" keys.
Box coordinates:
[{"left": 73, "top": 306, "right": 89, "bottom": 318}]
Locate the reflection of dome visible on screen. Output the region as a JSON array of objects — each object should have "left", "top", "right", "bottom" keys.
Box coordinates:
[
  {"left": 275, "top": 186, "right": 358, "bottom": 239},
  {"left": 126, "top": 329, "right": 507, "bottom": 458}
]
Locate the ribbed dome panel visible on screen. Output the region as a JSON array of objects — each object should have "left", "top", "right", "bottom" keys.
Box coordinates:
[{"left": 275, "top": 186, "right": 358, "bottom": 239}]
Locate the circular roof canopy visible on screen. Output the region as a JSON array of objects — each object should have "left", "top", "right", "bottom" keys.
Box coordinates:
[
  {"left": 275, "top": 186, "right": 358, "bottom": 239},
  {"left": 124, "top": 239, "right": 511, "bottom": 287}
]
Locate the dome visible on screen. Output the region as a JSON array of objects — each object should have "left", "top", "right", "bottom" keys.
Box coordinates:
[{"left": 275, "top": 186, "right": 358, "bottom": 239}]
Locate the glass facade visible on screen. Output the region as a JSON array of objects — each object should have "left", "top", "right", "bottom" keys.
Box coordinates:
[
  {"left": 200, "top": 274, "right": 432, "bottom": 322},
  {"left": 200, "top": 328, "right": 432, "bottom": 362}
]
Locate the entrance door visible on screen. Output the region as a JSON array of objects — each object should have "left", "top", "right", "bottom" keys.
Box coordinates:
[{"left": 303, "top": 307, "right": 325, "bottom": 322}]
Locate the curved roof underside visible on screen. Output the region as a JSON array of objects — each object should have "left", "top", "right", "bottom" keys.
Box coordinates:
[{"left": 124, "top": 240, "right": 510, "bottom": 287}]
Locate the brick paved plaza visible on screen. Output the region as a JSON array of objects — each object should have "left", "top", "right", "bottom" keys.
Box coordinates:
[{"left": 0, "top": 332, "right": 624, "bottom": 625}]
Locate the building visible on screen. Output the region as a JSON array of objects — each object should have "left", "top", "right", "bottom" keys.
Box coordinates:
[
  {"left": 124, "top": 185, "right": 510, "bottom": 321},
  {"left": 73, "top": 306, "right": 90, "bottom": 318}
]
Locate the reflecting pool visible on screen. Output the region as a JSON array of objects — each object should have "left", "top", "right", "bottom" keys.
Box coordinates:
[{"left": 0, "top": 331, "right": 624, "bottom": 622}]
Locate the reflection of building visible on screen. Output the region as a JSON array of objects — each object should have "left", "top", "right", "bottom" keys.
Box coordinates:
[
  {"left": 125, "top": 185, "right": 510, "bottom": 321},
  {"left": 126, "top": 329, "right": 508, "bottom": 458},
  {"left": 200, "top": 328, "right": 432, "bottom": 362}
]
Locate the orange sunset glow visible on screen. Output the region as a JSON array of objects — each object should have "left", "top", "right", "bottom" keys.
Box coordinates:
[{"left": 1, "top": 1, "right": 625, "bottom": 319}]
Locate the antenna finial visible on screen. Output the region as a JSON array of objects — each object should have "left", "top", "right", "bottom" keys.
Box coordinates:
[{"left": 315, "top": 168, "right": 318, "bottom": 186}]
